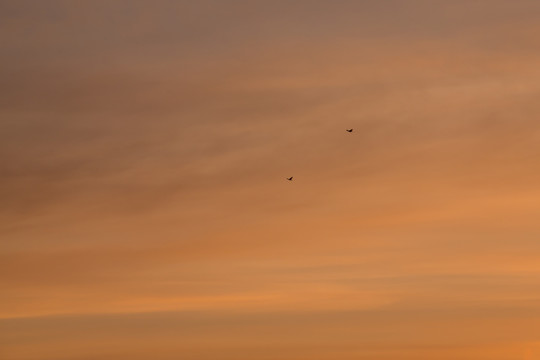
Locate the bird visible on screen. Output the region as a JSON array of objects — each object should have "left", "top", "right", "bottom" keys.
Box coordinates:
[
  {"left": 286, "top": 176, "right": 293, "bottom": 181},
  {"left": 346, "top": 129, "right": 353, "bottom": 133}
]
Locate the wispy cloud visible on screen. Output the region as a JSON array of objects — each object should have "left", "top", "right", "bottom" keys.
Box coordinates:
[{"left": 2, "top": 1, "right": 540, "bottom": 359}]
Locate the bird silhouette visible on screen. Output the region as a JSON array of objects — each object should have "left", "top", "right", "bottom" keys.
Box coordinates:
[
  {"left": 346, "top": 129, "right": 353, "bottom": 133},
  {"left": 287, "top": 177, "right": 293, "bottom": 181}
]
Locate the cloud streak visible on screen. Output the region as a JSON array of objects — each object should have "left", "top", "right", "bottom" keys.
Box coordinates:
[{"left": 2, "top": 1, "right": 540, "bottom": 359}]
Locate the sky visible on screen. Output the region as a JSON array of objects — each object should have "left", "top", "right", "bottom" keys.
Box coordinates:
[{"left": 2, "top": 1, "right": 540, "bottom": 359}]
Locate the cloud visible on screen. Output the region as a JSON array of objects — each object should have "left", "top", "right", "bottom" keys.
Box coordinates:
[{"left": 2, "top": 1, "right": 540, "bottom": 359}]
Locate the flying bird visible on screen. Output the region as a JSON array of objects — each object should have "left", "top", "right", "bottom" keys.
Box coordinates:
[
  {"left": 346, "top": 129, "right": 353, "bottom": 133},
  {"left": 287, "top": 177, "right": 293, "bottom": 181}
]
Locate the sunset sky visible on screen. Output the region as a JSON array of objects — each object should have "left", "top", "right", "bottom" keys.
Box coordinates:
[{"left": 2, "top": 1, "right": 540, "bottom": 359}]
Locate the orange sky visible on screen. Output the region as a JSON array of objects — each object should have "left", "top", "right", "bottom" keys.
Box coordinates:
[{"left": 2, "top": 1, "right": 540, "bottom": 359}]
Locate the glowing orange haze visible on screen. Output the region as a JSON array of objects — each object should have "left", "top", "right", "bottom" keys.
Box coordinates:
[{"left": 2, "top": 1, "right": 540, "bottom": 359}]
